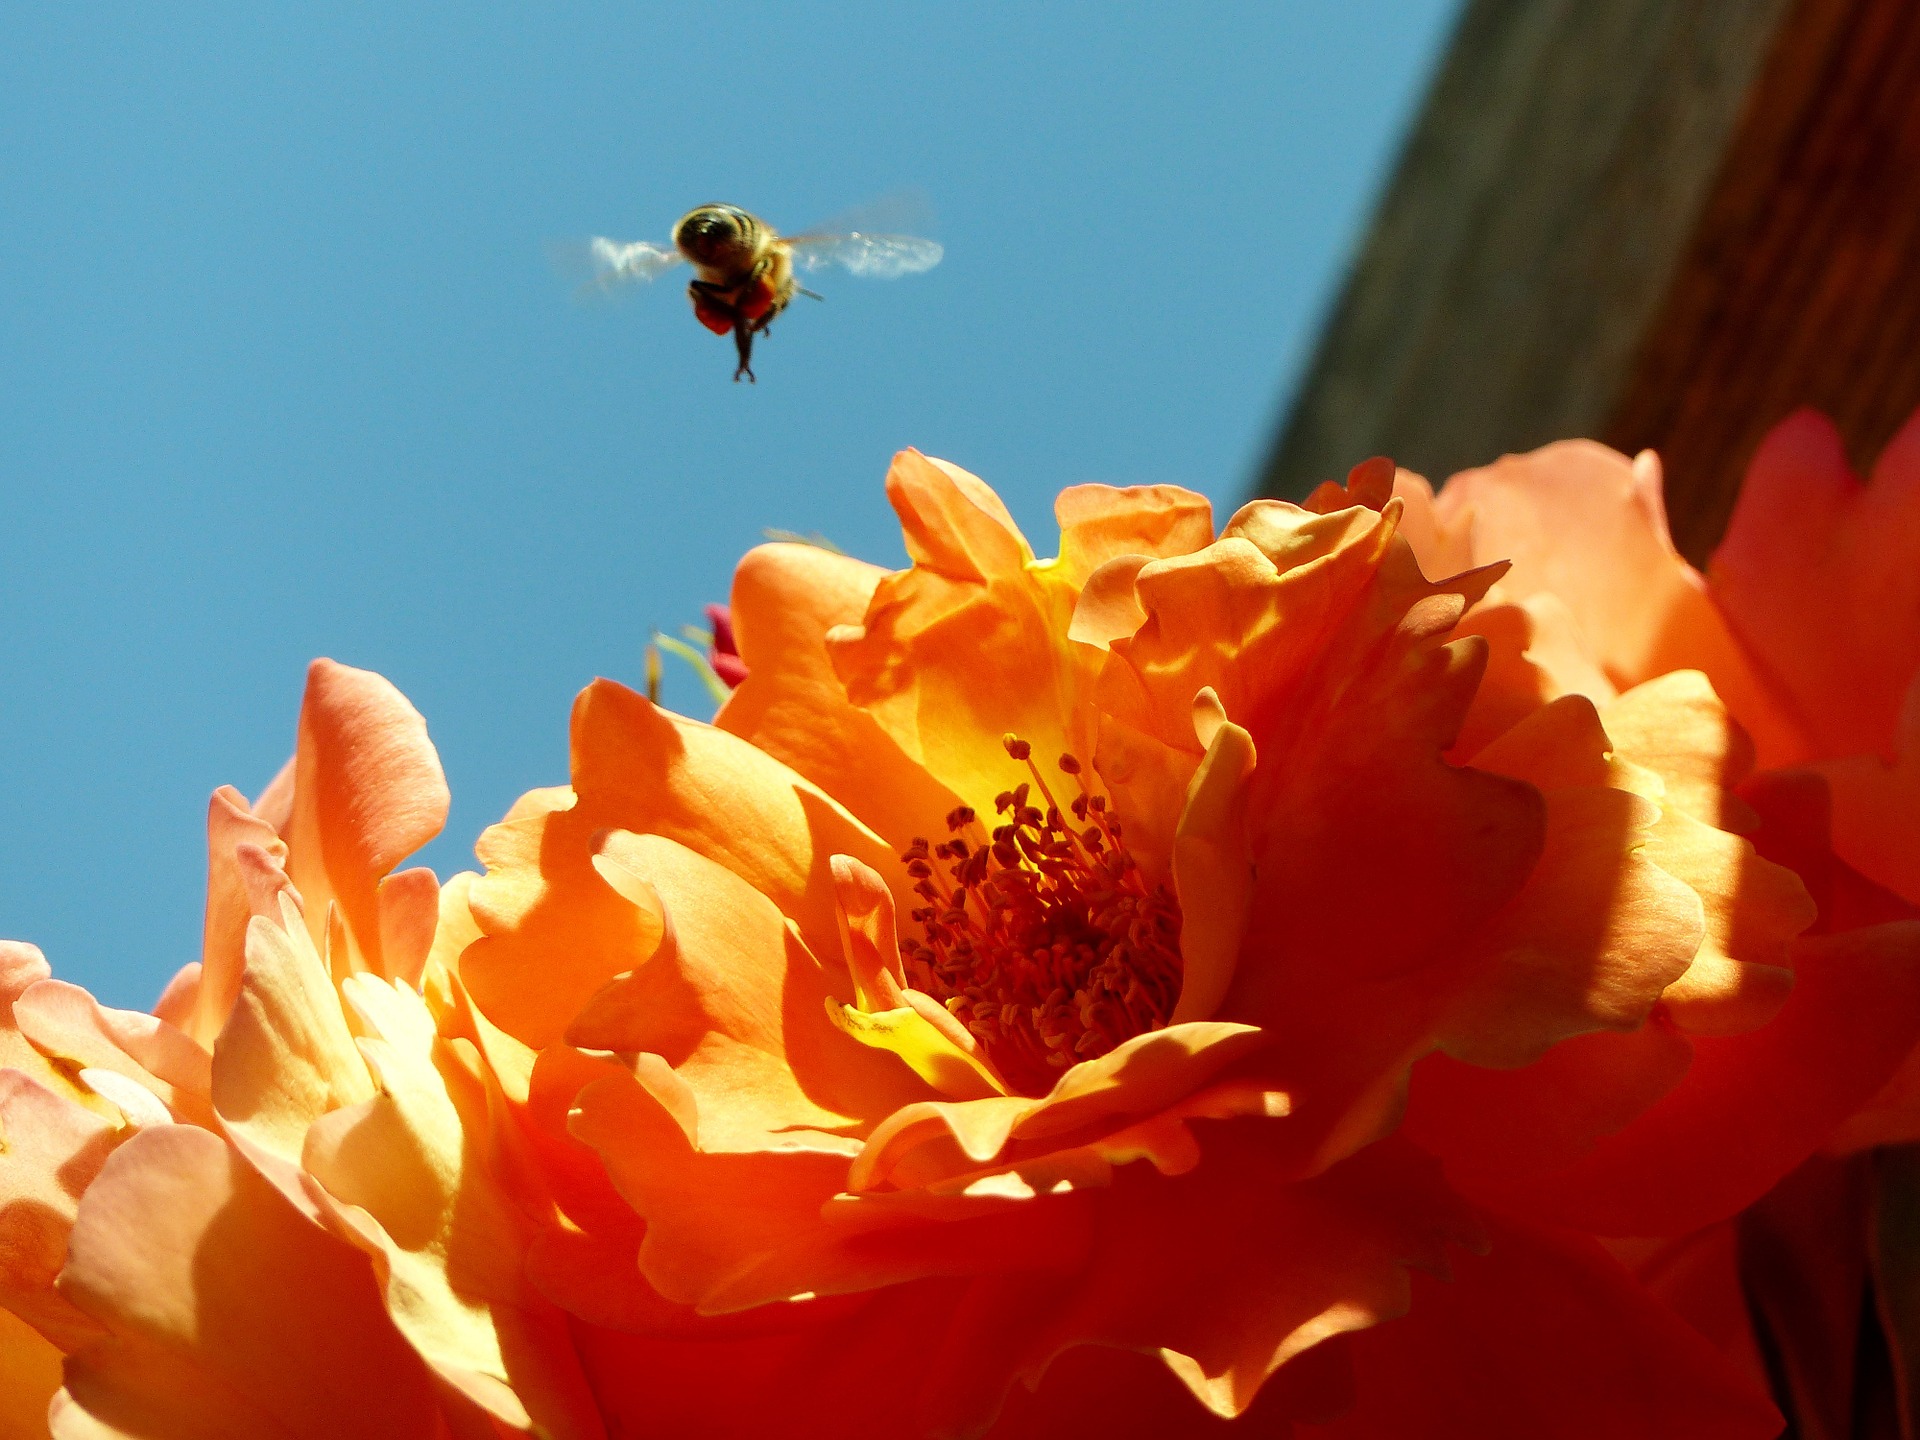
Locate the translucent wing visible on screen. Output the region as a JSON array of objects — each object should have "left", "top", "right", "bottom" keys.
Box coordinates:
[
  {"left": 784, "top": 188, "right": 944, "bottom": 279},
  {"left": 588, "top": 236, "right": 685, "bottom": 286},
  {"left": 786, "top": 232, "right": 944, "bottom": 279},
  {"left": 549, "top": 236, "right": 684, "bottom": 298}
]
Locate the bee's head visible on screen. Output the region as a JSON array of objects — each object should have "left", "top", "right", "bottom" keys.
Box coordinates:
[{"left": 673, "top": 205, "right": 757, "bottom": 267}]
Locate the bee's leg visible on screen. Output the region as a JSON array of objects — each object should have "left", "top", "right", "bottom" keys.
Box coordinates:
[{"left": 733, "top": 323, "right": 756, "bottom": 383}]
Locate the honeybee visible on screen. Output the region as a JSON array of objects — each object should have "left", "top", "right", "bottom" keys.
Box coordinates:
[{"left": 568, "top": 198, "right": 943, "bottom": 381}]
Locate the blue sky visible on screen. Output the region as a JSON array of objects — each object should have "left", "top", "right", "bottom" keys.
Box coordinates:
[{"left": 0, "top": 3, "right": 1459, "bottom": 1006}]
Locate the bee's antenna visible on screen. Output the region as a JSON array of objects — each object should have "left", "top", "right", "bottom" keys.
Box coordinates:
[{"left": 797, "top": 287, "right": 825, "bottom": 302}]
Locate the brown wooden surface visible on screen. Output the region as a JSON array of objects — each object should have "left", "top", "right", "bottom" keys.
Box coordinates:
[
  {"left": 1256, "top": 0, "right": 1792, "bottom": 511},
  {"left": 1258, "top": 0, "right": 1920, "bottom": 562},
  {"left": 1605, "top": 0, "right": 1920, "bottom": 560}
]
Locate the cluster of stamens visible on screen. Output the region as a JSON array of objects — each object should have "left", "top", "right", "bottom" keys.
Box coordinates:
[{"left": 897, "top": 735, "right": 1183, "bottom": 1094}]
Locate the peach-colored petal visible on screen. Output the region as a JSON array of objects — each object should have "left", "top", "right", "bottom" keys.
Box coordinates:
[
  {"left": 1434, "top": 786, "right": 1701, "bottom": 1068},
  {"left": 463, "top": 803, "right": 668, "bottom": 1052},
  {"left": 279, "top": 659, "right": 450, "bottom": 981},
  {"left": 573, "top": 830, "right": 933, "bottom": 1134},
  {"left": 565, "top": 1281, "right": 970, "bottom": 1440},
  {"left": 0, "top": 1071, "right": 117, "bottom": 1352},
  {"left": 1046, "top": 483, "right": 1214, "bottom": 588},
  {"left": 828, "top": 451, "right": 1097, "bottom": 819},
  {"left": 1711, "top": 406, "right": 1920, "bottom": 760},
  {"left": 466, "top": 681, "right": 912, "bottom": 1051},
  {"left": 1404, "top": 1021, "right": 1695, "bottom": 1189},
  {"left": 1166, "top": 692, "right": 1257, "bottom": 1025},
  {"left": 55, "top": 1125, "right": 450, "bottom": 1438},
  {"left": 300, "top": 976, "right": 605, "bottom": 1438},
  {"left": 848, "top": 1022, "right": 1271, "bottom": 1195},
  {"left": 569, "top": 1066, "right": 961, "bottom": 1315},
  {"left": 967, "top": 1132, "right": 1480, "bottom": 1426},
  {"left": 1431, "top": 441, "right": 1807, "bottom": 765},
  {"left": 1387, "top": 468, "right": 1474, "bottom": 578},
  {"left": 1302, "top": 456, "right": 1398, "bottom": 517},
  {"left": 1312, "top": 1213, "right": 1781, "bottom": 1440},
  {"left": 826, "top": 855, "right": 1008, "bottom": 1101},
  {"left": 568, "top": 679, "right": 901, "bottom": 956},
  {"left": 1598, "top": 672, "right": 1757, "bottom": 832},
  {"left": 718, "top": 540, "right": 962, "bottom": 850},
  {"left": 1812, "top": 669, "right": 1920, "bottom": 903},
  {"left": 376, "top": 865, "right": 441, "bottom": 990},
  {"left": 210, "top": 890, "right": 376, "bottom": 1167},
  {"left": 1642, "top": 807, "right": 1808, "bottom": 1035},
  {"left": 1449, "top": 592, "right": 1619, "bottom": 759},
  {"left": 187, "top": 785, "right": 291, "bottom": 1048},
  {"left": 3, "top": 945, "right": 109, "bottom": 1118},
  {"left": 13, "top": 981, "right": 213, "bottom": 1127},
  {"left": 0, "top": 1302, "right": 61, "bottom": 1439},
  {"left": 1490, "top": 921, "right": 1920, "bottom": 1235},
  {"left": 1615, "top": 1222, "right": 1771, "bottom": 1403},
  {"left": 1067, "top": 554, "right": 1153, "bottom": 651}
]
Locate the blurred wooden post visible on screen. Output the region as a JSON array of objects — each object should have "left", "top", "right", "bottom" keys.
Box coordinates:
[{"left": 1256, "top": 0, "right": 1920, "bottom": 562}]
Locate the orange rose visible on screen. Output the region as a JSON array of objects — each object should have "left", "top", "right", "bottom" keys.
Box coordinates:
[
  {"left": 1378, "top": 415, "right": 1920, "bottom": 1157},
  {"left": 456, "top": 451, "right": 1820, "bottom": 1435},
  {"left": 1, "top": 661, "right": 604, "bottom": 1437},
  {"left": 1360, "top": 415, "right": 1920, "bottom": 1438},
  {"left": 5, "top": 445, "right": 1906, "bottom": 1438}
]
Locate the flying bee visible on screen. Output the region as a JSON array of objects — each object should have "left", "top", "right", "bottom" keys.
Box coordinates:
[{"left": 565, "top": 197, "right": 943, "bottom": 381}]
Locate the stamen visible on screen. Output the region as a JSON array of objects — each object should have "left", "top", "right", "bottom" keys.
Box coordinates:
[{"left": 898, "top": 734, "right": 1183, "bottom": 1094}]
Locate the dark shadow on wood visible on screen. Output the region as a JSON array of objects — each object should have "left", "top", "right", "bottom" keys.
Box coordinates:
[
  {"left": 1258, "top": 0, "right": 1920, "bottom": 564},
  {"left": 1258, "top": 0, "right": 1791, "bottom": 504}
]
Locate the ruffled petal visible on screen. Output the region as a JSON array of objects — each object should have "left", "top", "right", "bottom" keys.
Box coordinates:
[
  {"left": 569, "top": 680, "right": 902, "bottom": 957},
  {"left": 466, "top": 681, "right": 908, "bottom": 1050},
  {"left": 1471, "top": 921, "right": 1920, "bottom": 1236},
  {"left": 188, "top": 786, "right": 291, "bottom": 1048},
  {"left": 1430, "top": 442, "right": 1806, "bottom": 765},
  {"left": 1311, "top": 1213, "right": 1781, "bottom": 1439},
  {"left": 55, "top": 1126, "right": 449, "bottom": 1438},
  {"left": 1045, "top": 483, "right": 1214, "bottom": 589},
  {"left": 0, "top": 1071, "right": 117, "bottom": 1352},
  {"left": 718, "top": 541, "right": 962, "bottom": 850},
  {"left": 938, "top": 1132, "right": 1480, "bottom": 1429},
  {"left": 828, "top": 452, "right": 1098, "bottom": 819},
  {"left": 278, "top": 660, "right": 450, "bottom": 980},
  {"left": 13, "top": 981, "right": 214, "bottom": 1126},
  {"left": 1812, "top": 669, "right": 1920, "bottom": 903},
  {"left": 210, "top": 890, "right": 376, "bottom": 1167},
  {"left": 1711, "top": 406, "right": 1920, "bottom": 760},
  {"left": 572, "top": 830, "right": 933, "bottom": 1132},
  {"left": 300, "top": 976, "right": 604, "bottom": 1437}
]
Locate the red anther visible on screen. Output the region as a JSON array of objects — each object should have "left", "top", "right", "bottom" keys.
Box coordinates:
[
  {"left": 1002, "top": 734, "right": 1033, "bottom": 761},
  {"left": 1057, "top": 753, "right": 1082, "bottom": 775},
  {"left": 894, "top": 769, "right": 1182, "bottom": 1095}
]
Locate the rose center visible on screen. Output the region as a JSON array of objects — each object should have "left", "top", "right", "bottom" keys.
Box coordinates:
[{"left": 896, "top": 735, "right": 1183, "bottom": 1094}]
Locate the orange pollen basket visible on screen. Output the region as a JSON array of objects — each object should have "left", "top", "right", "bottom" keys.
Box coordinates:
[{"left": 897, "top": 735, "right": 1184, "bottom": 1095}]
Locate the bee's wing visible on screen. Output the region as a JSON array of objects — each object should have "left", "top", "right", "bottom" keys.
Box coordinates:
[
  {"left": 548, "top": 236, "right": 684, "bottom": 300},
  {"left": 784, "top": 232, "right": 944, "bottom": 279},
  {"left": 784, "top": 189, "right": 943, "bottom": 279}
]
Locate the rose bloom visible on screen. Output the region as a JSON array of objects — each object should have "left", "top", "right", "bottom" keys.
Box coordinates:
[
  {"left": 456, "top": 451, "right": 1907, "bottom": 1437},
  {"left": 1374, "top": 405, "right": 1920, "bottom": 1433},
  {"left": 1, "top": 662, "right": 610, "bottom": 1437},
  {"left": 2, "top": 450, "right": 1915, "bottom": 1437}
]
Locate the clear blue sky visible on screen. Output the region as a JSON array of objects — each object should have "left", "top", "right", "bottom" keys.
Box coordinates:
[{"left": 1, "top": 3, "right": 1459, "bottom": 1007}]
